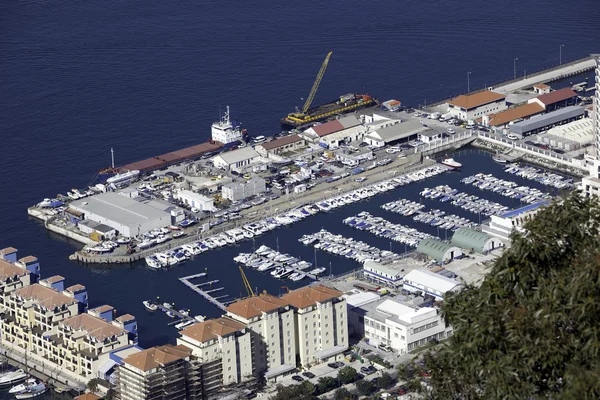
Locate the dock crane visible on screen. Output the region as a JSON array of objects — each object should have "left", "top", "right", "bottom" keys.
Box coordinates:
[
  {"left": 239, "top": 266, "right": 255, "bottom": 297},
  {"left": 293, "top": 51, "right": 333, "bottom": 117}
]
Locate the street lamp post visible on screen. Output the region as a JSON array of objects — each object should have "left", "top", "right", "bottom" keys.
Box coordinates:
[
  {"left": 560, "top": 44, "right": 564, "bottom": 65},
  {"left": 513, "top": 58, "right": 518, "bottom": 79},
  {"left": 467, "top": 71, "right": 471, "bottom": 93}
]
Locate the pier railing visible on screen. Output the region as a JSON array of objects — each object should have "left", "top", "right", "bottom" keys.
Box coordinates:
[{"left": 476, "top": 131, "right": 574, "bottom": 162}]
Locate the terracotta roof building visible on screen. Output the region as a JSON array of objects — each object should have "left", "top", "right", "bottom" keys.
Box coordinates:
[
  {"left": 529, "top": 87, "right": 579, "bottom": 111},
  {"left": 61, "top": 312, "right": 126, "bottom": 342},
  {"left": 446, "top": 91, "right": 507, "bottom": 121},
  {"left": 177, "top": 317, "right": 253, "bottom": 393},
  {"left": 301, "top": 115, "right": 363, "bottom": 145},
  {"left": 483, "top": 103, "right": 545, "bottom": 127},
  {"left": 14, "top": 283, "right": 77, "bottom": 310},
  {"left": 118, "top": 345, "right": 195, "bottom": 400},
  {"left": 255, "top": 134, "right": 307, "bottom": 157},
  {"left": 74, "top": 393, "right": 101, "bottom": 400},
  {"left": 226, "top": 294, "right": 296, "bottom": 380},
  {"left": 281, "top": 285, "right": 343, "bottom": 309}
]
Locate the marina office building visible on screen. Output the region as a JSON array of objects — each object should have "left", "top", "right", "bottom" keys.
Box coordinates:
[
  {"left": 70, "top": 192, "right": 181, "bottom": 237},
  {"left": 446, "top": 91, "right": 507, "bottom": 121}
]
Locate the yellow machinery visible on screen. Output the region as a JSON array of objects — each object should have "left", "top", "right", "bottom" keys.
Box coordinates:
[
  {"left": 239, "top": 266, "right": 255, "bottom": 297},
  {"left": 292, "top": 51, "right": 333, "bottom": 118}
]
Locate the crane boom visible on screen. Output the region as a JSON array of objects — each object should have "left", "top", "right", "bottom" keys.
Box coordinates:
[
  {"left": 239, "top": 266, "right": 255, "bottom": 297},
  {"left": 302, "top": 51, "right": 333, "bottom": 114}
]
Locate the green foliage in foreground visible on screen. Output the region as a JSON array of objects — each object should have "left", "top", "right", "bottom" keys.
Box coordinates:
[{"left": 424, "top": 194, "right": 600, "bottom": 399}]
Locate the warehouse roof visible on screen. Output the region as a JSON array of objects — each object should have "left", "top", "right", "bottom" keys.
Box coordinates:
[
  {"left": 450, "top": 228, "right": 492, "bottom": 254},
  {"left": 509, "top": 106, "right": 584, "bottom": 134},
  {"left": 447, "top": 91, "right": 505, "bottom": 110},
  {"left": 486, "top": 103, "right": 545, "bottom": 127},
  {"left": 71, "top": 192, "right": 170, "bottom": 229},
  {"left": 363, "top": 260, "right": 403, "bottom": 279},
  {"left": 368, "top": 119, "right": 426, "bottom": 142},
  {"left": 260, "top": 134, "right": 304, "bottom": 150},
  {"left": 416, "top": 239, "right": 460, "bottom": 263},
  {"left": 214, "top": 147, "right": 259, "bottom": 165},
  {"left": 310, "top": 115, "right": 361, "bottom": 137},
  {"left": 403, "top": 269, "right": 462, "bottom": 295},
  {"left": 534, "top": 87, "right": 578, "bottom": 106}
]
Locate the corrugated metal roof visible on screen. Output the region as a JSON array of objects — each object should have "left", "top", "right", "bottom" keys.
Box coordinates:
[
  {"left": 260, "top": 134, "right": 303, "bottom": 150},
  {"left": 214, "top": 147, "right": 259, "bottom": 165},
  {"left": 370, "top": 119, "right": 426, "bottom": 142},
  {"left": 403, "top": 269, "right": 462, "bottom": 294},
  {"left": 450, "top": 228, "right": 492, "bottom": 253},
  {"left": 500, "top": 200, "right": 550, "bottom": 218},
  {"left": 510, "top": 106, "right": 584, "bottom": 134},
  {"left": 416, "top": 239, "right": 460, "bottom": 262}
]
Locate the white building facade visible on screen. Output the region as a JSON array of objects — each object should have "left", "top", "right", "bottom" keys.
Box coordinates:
[
  {"left": 221, "top": 178, "right": 266, "bottom": 202},
  {"left": 402, "top": 269, "right": 463, "bottom": 300},
  {"left": 482, "top": 201, "right": 549, "bottom": 241},
  {"left": 446, "top": 91, "right": 507, "bottom": 121},
  {"left": 173, "top": 190, "right": 214, "bottom": 211}
]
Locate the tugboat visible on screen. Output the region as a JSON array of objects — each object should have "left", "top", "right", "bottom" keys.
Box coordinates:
[{"left": 441, "top": 158, "right": 462, "bottom": 169}]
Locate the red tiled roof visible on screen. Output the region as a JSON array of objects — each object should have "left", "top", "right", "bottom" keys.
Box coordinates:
[
  {"left": 448, "top": 91, "right": 506, "bottom": 110},
  {"left": 535, "top": 88, "right": 578, "bottom": 106},
  {"left": 312, "top": 120, "right": 345, "bottom": 137},
  {"left": 260, "top": 134, "right": 303, "bottom": 150}
]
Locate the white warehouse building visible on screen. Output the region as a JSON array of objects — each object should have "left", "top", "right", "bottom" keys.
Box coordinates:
[
  {"left": 361, "top": 298, "right": 451, "bottom": 354},
  {"left": 173, "top": 190, "right": 215, "bottom": 211},
  {"left": 70, "top": 192, "right": 177, "bottom": 237},
  {"left": 402, "top": 269, "right": 463, "bottom": 300},
  {"left": 222, "top": 178, "right": 266, "bottom": 202}
]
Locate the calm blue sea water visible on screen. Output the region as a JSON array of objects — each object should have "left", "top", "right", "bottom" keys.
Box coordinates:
[{"left": 0, "top": 0, "right": 599, "bottom": 363}]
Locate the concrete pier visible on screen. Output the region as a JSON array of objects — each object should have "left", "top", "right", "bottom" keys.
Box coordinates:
[{"left": 179, "top": 274, "right": 230, "bottom": 311}]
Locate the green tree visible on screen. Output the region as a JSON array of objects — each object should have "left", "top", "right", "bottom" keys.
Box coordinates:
[
  {"left": 270, "top": 381, "right": 316, "bottom": 400},
  {"left": 375, "top": 372, "right": 395, "bottom": 389},
  {"left": 355, "top": 379, "right": 375, "bottom": 396},
  {"left": 334, "top": 387, "right": 357, "bottom": 400},
  {"left": 86, "top": 378, "right": 101, "bottom": 393},
  {"left": 337, "top": 366, "right": 358, "bottom": 385},
  {"left": 424, "top": 194, "right": 600, "bottom": 399},
  {"left": 316, "top": 376, "right": 338, "bottom": 394}
]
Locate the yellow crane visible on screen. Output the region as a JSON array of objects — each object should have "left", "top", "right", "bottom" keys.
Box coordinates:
[
  {"left": 239, "top": 266, "right": 255, "bottom": 297},
  {"left": 296, "top": 51, "right": 333, "bottom": 116}
]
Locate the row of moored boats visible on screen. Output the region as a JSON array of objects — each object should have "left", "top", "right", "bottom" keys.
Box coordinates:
[
  {"left": 234, "top": 245, "right": 324, "bottom": 281},
  {"left": 300, "top": 230, "right": 402, "bottom": 264},
  {"left": 381, "top": 199, "right": 476, "bottom": 230},
  {"left": 343, "top": 211, "right": 433, "bottom": 247},
  {"left": 420, "top": 186, "right": 510, "bottom": 216},
  {"left": 504, "top": 164, "right": 573, "bottom": 189},
  {"left": 0, "top": 369, "right": 48, "bottom": 398},
  {"left": 461, "top": 173, "right": 550, "bottom": 204}
]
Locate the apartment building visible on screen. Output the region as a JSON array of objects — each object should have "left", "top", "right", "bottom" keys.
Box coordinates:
[
  {"left": 177, "top": 317, "right": 253, "bottom": 397},
  {"left": 225, "top": 294, "right": 297, "bottom": 380},
  {"left": 1, "top": 278, "right": 135, "bottom": 381},
  {"left": 117, "top": 344, "right": 195, "bottom": 400},
  {"left": 360, "top": 298, "right": 451, "bottom": 354},
  {"left": 281, "top": 285, "right": 348, "bottom": 367}
]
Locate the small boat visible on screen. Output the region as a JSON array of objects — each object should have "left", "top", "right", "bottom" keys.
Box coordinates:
[
  {"left": 0, "top": 369, "right": 27, "bottom": 388},
  {"left": 9, "top": 379, "right": 37, "bottom": 394},
  {"left": 173, "top": 231, "right": 186, "bottom": 239},
  {"left": 309, "top": 267, "right": 326, "bottom": 275},
  {"left": 15, "top": 383, "right": 48, "bottom": 399},
  {"left": 143, "top": 300, "right": 158, "bottom": 312},
  {"left": 145, "top": 256, "right": 162, "bottom": 269},
  {"left": 441, "top": 158, "right": 462, "bottom": 169},
  {"left": 492, "top": 154, "right": 507, "bottom": 163},
  {"left": 166, "top": 311, "right": 176, "bottom": 318},
  {"left": 179, "top": 309, "right": 190, "bottom": 316}
]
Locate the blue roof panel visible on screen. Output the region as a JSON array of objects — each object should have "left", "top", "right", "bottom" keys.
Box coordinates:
[{"left": 500, "top": 200, "right": 550, "bottom": 218}]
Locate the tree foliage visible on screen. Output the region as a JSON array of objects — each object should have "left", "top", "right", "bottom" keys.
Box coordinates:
[
  {"left": 424, "top": 194, "right": 600, "bottom": 399},
  {"left": 355, "top": 378, "right": 375, "bottom": 396},
  {"left": 316, "top": 376, "right": 339, "bottom": 394},
  {"left": 270, "top": 381, "right": 316, "bottom": 400},
  {"left": 337, "top": 366, "right": 358, "bottom": 385},
  {"left": 374, "top": 372, "right": 395, "bottom": 389},
  {"left": 86, "top": 378, "right": 100, "bottom": 393},
  {"left": 333, "top": 387, "right": 357, "bottom": 400}
]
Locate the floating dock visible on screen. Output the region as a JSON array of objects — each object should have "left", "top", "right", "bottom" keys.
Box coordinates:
[{"left": 179, "top": 273, "right": 231, "bottom": 311}]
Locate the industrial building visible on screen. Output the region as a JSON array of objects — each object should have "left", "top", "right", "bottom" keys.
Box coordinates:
[
  {"left": 300, "top": 115, "right": 364, "bottom": 145},
  {"left": 482, "top": 201, "right": 550, "bottom": 240},
  {"left": 70, "top": 192, "right": 179, "bottom": 237},
  {"left": 212, "top": 147, "right": 260, "bottom": 171},
  {"left": 255, "top": 134, "right": 307, "bottom": 158},
  {"left": 446, "top": 91, "right": 507, "bottom": 121},
  {"left": 450, "top": 228, "right": 498, "bottom": 254},
  {"left": 538, "top": 117, "right": 594, "bottom": 151},
  {"left": 363, "top": 119, "right": 425, "bottom": 147},
  {"left": 509, "top": 106, "right": 585, "bottom": 137},
  {"left": 173, "top": 190, "right": 215, "bottom": 211},
  {"left": 418, "top": 130, "right": 442, "bottom": 143},
  {"left": 363, "top": 260, "right": 404, "bottom": 288},
  {"left": 402, "top": 269, "right": 463, "bottom": 300},
  {"left": 359, "top": 297, "right": 451, "bottom": 354},
  {"left": 416, "top": 238, "right": 463, "bottom": 263},
  {"left": 528, "top": 87, "right": 578, "bottom": 111},
  {"left": 221, "top": 177, "right": 267, "bottom": 202},
  {"left": 335, "top": 147, "right": 373, "bottom": 165}
]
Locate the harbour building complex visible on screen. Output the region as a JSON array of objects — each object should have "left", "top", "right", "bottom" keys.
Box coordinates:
[{"left": 582, "top": 54, "right": 600, "bottom": 198}]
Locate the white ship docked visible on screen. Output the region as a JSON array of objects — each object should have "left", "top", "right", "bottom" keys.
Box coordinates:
[
  {"left": 211, "top": 106, "right": 246, "bottom": 144},
  {"left": 441, "top": 158, "right": 462, "bottom": 169}
]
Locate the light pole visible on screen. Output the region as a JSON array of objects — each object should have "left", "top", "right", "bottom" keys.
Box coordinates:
[
  {"left": 560, "top": 44, "right": 564, "bottom": 65},
  {"left": 467, "top": 71, "right": 471, "bottom": 93},
  {"left": 513, "top": 58, "right": 518, "bottom": 79}
]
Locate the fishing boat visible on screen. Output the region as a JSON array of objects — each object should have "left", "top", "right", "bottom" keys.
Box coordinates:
[
  {"left": 15, "top": 382, "right": 48, "bottom": 399},
  {"left": 441, "top": 158, "right": 462, "bottom": 169},
  {"left": 143, "top": 300, "right": 158, "bottom": 312},
  {"left": 0, "top": 369, "right": 27, "bottom": 388}
]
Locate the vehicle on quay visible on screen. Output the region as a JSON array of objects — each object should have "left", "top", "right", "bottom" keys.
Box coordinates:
[
  {"left": 447, "top": 128, "right": 455, "bottom": 134},
  {"left": 507, "top": 133, "right": 519, "bottom": 140}
]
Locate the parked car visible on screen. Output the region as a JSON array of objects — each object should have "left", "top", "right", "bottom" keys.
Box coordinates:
[
  {"left": 361, "top": 366, "right": 377, "bottom": 375},
  {"left": 302, "top": 371, "right": 315, "bottom": 379},
  {"left": 291, "top": 375, "right": 304, "bottom": 382},
  {"left": 447, "top": 128, "right": 455, "bottom": 134},
  {"left": 328, "top": 362, "right": 340, "bottom": 369}
]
